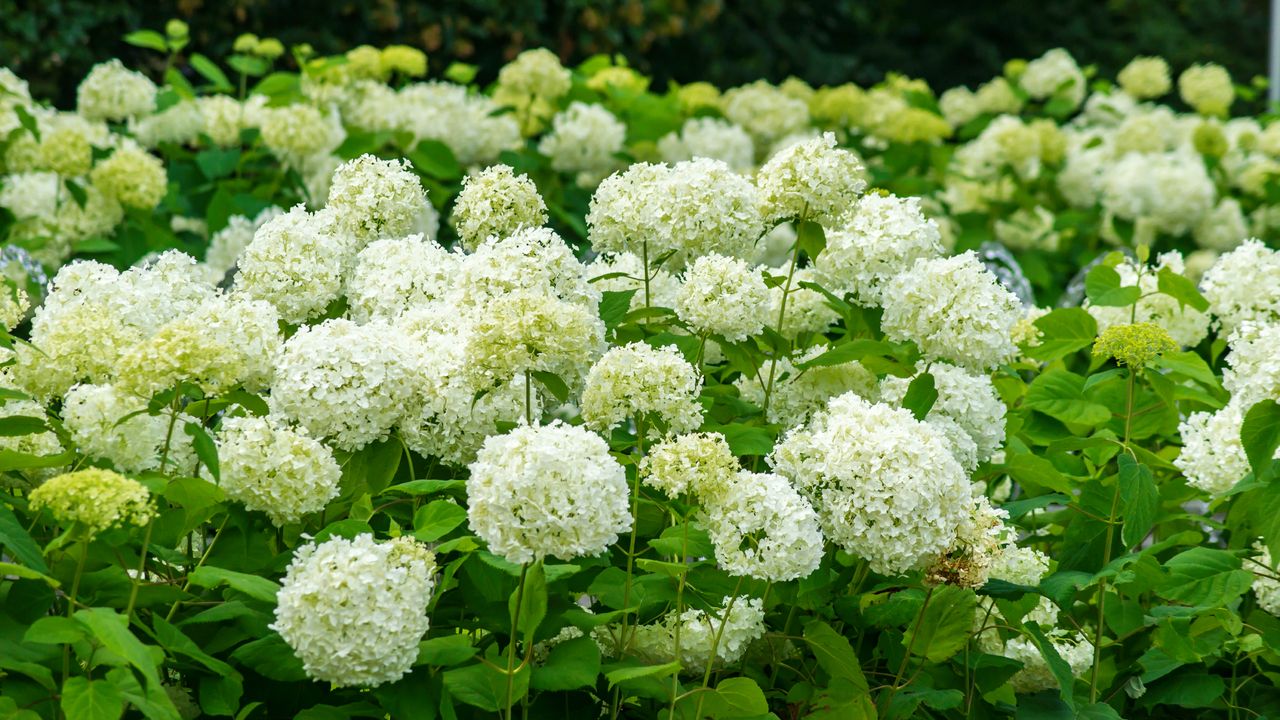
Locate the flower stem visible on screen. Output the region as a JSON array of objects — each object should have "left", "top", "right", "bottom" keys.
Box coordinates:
[
  {"left": 692, "top": 576, "right": 747, "bottom": 719},
  {"left": 504, "top": 562, "right": 530, "bottom": 720}
]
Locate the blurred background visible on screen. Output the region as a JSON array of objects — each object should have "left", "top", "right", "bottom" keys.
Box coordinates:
[{"left": 1, "top": 0, "right": 1267, "bottom": 106}]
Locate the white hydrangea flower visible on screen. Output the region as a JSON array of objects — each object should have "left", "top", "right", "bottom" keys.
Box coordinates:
[
  {"left": 346, "top": 234, "right": 461, "bottom": 323},
  {"left": 770, "top": 267, "right": 840, "bottom": 339},
  {"left": 1101, "top": 150, "right": 1215, "bottom": 237},
  {"left": 675, "top": 254, "right": 769, "bottom": 342},
  {"left": 769, "top": 392, "right": 971, "bottom": 576},
  {"left": 537, "top": 102, "right": 626, "bottom": 187},
  {"left": 702, "top": 470, "right": 824, "bottom": 582},
  {"left": 218, "top": 415, "right": 341, "bottom": 526},
  {"left": 581, "top": 342, "right": 703, "bottom": 436},
  {"left": 0, "top": 395, "right": 63, "bottom": 476},
  {"left": 117, "top": 293, "right": 281, "bottom": 398},
  {"left": 756, "top": 132, "right": 866, "bottom": 226},
  {"left": 1175, "top": 401, "right": 1256, "bottom": 496},
  {"left": 1222, "top": 323, "right": 1280, "bottom": 410},
  {"left": 397, "top": 82, "right": 522, "bottom": 165},
  {"left": 0, "top": 172, "right": 58, "bottom": 220},
  {"left": 657, "top": 117, "right": 755, "bottom": 172},
  {"left": 452, "top": 226, "right": 598, "bottom": 311},
  {"left": 880, "top": 252, "right": 1021, "bottom": 371},
  {"left": 131, "top": 100, "right": 204, "bottom": 148},
  {"left": 878, "top": 364, "right": 1006, "bottom": 472},
  {"left": 273, "top": 534, "right": 436, "bottom": 687},
  {"left": 1195, "top": 198, "right": 1246, "bottom": 255},
  {"left": 721, "top": 81, "right": 809, "bottom": 146},
  {"left": 1085, "top": 252, "right": 1210, "bottom": 349},
  {"left": 259, "top": 104, "right": 345, "bottom": 167},
  {"left": 671, "top": 596, "right": 767, "bottom": 674},
  {"left": 451, "top": 164, "right": 548, "bottom": 250},
  {"left": 462, "top": 290, "right": 606, "bottom": 393},
  {"left": 198, "top": 94, "right": 251, "bottom": 147},
  {"left": 1117, "top": 56, "right": 1171, "bottom": 99},
  {"left": 1020, "top": 48, "right": 1086, "bottom": 108},
  {"left": 815, "top": 193, "right": 944, "bottom": 305},
  {"left": 90, "top": 144, "right": 168, "bottom": 210},
  {"left": 1179, "top": 63, "right": 1234, "bottom": 116},
  {"left": 939, "top": 86, "right": 982, "bottom": 128},
  {"left": 326, "top": 154, "right": 429, "bottom": 244},
  {"left": 62, "top": 383, "right": 190, "bottom": 474},
  {"left": 76, "top": 59, "right": 157, "bottom": 121},
  {"left": 1004, "top": 632, "right": 1094, "bottom": 694},
  {"left": 1201, "top": 239, "right": 1280, "bottom": 334},
  {"left": 235, "top": 205, "right": 353, "bottom": 324},
  {"left": 270, "top": 319, "right": 415, "bottom": 451},
  {"left": 640, "top": 432, "right": 738, "bottom": 500},
  {"left": 466, "top": 421, "right": 632, "bottom": 564},
  {"left": 587, "top": 163, "right": 674, "bottom": 257},
  {"left": 995, "top": 205, "right": 1060, "bottom": 252}
]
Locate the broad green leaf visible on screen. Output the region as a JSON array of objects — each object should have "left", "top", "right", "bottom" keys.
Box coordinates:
[
  {"left": 444, "top": 662, "right": 528, "bottom": 712},
  {"left": 123, "top": 30, "right": 168, "bottom": 52},
  {"left": 1002, "top": 452, "right": 1074, "bottom": 494},
  {"left": 509, "top": 561, "right": 547, "bottom": 644},
  {"left": 1241, "top": 399, "right": 1280, "bottom": 482},
  {"left": 198, "top": 675, "right": 243, "bottom": 717},
  {"left": 796, "top": 219, "right": 827, "bottom": 258},
  {"left": 599, "top": 289, "right": 638, "bottom": 330},
  {"left": 1027, "top": 308, "right": 1098, "bottom": 362},
  {"left": 188, "top": 567, "right": 280, "bottom": 604},
  {"left": 1157, "top": 547, "right": 1253, "bottom": 607},
  {"left": 796, "top": 340, "right": 894, "bottom": 369},
  {"left": 413, "top": 500, "right": 468, "bottom": 542},
  {"left": 1155, "top": 267, "right": 1209, "bottom": 312},
  {"left": 604, "top": 661, "right": 681, "bottom": 685},
  {"left": 75, "top": 608, "right": 179, "bottom": 719},
  {"left": 183, "top": 422, "right": 220, "bottom": 482},
  {"left": 228, "top": 634, "right": 307, "bottom": 682},
  {"left": 528, "top": 370, "right": 569, "bottom": 404},
  {"left": 384, "top": 479, "right": 466, "bottom": 496},
  {"left": 530, "top": 635, "right": 600, "bottom": 691},
  {"left": 408, "top": 140, "right": 462, "bottom": 180},
  {"left": 901, "top": 372, "right": 937, "bottom": 420},
  {"left": 803, "top": 620, "right": 869, "bottom": 690},
  {"left": 416, "top": 635, "right": 478, "bottom": 667},
  {"left": 1084, "top": 264, "right": 1140, "bottom": 307},
  {"left": 194, "top": 148, "right": 241, "bottom": 180},
  {"left": 1118, "top": 455, "right": 1158, "bottom": 548},
  {"left": 0, "top": 504, "right": 49, "bottom": 572},
  {"left": 902, "top": 585, "right": 976, "bottom": 663},
  {"left": 1024, "top": 370, "right": 1111, "bottom": 426},
  {"left": 152, "top": 616, "right": 241, "bottom": 679},
  {"left": 61, "top": 677, "right": 124, "bottom": 720},
  {"left": 1140, "top": 671, "right": 1226, "bottom": 709},
  {"left": 700, "top": 677, "right": 768, "bottom": 718},
  {"left": 0, "top": 415, "right": 46, "bottom": 436},
  {"left": 23, "top": 615, "right": 85, "bottom": 644},
  {"left": 1021, "top": 623, "right": 1077, "bottom": 709},
  {"left": 705, "top": 423, "right": 775, "bottom": 456},
  {"left": 189, "top": 53, "right": 233, "bottom": 89}
]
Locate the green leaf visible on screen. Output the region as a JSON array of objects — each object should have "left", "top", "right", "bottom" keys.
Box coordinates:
[
  {"left": 599, "top": 289, "right": 638, "bottom": 330},
  {"left": 0, "top": 448, "right": 77, "bottom": 472},
  {"left": 443, "top": 62, "right": 478, "bottom": 84},
  {"left": 1156, "top": 267, "right": 1209, "bottom": 312},
  {"left": 1141, "top": 671, "right": 1226, "bottom": 708},
  {"left": 199, "top": 675, "right": 243, "bottom": 717},
  {"left": 1021, "top": 623, "right": 1077, "bottom": 709},
  {"left": 228, "top": 634, "right": 307, "bottom": 682},
  {"left": 1027, "top": 308, "right": 1097, "bottom": 362},
  {"left": 123, "top": 30, "right": 168, "bottom": 52},
  {"left": 1241, "top": 400, "right": 1280, "bottom": 482},
  {"left": 528, "top": 370, "right": 569, "bottom": 404},
  {"left": 901, "top": 372, "right": 937, "bottom": 420},
  {"left": 902, "top": 585, "right": 976, "bottom": 663},
  {"left": 195, "top": 148, "right": 241, "bottom": 180},
  {"left": 1024, "top": 370, "right": 1111, "bottom": 426},
  {"left": 1118, "top": 455, "right": 1158, "bottom": 548},
  {"left": 509, "top": 562, "right": 548, "bottom": 644},
  {"left": 189, "top": 53, "right": 233, "bottom": 90},
  {"left": 1002, "top": 452, "right": 1074, "bottom": 494},
  {"left": 14, "top": 104, "right": 40, "bottom": 141},
  {"left": 412, "top": 500, "right": 468, "bottom": 542},
  {"left": 183, "top": 422, "right": 220, "bottom": 482},
  {"left": 1154, "top": 351, "right": 1220, "bottom": 390},
  {"left": 796, "top": 219, "right": 827, "bottom": 258},
  {"left": 416, "top": 635, "right": 478, "bottom": 667},
  {"left": 1085, "top": 264, "right": 1140, "bottom": 307},
  {"left": 0, "top": 415, "right": 46, "bottom": 436},
  {"left": 1157, "top": 548, "right": 1253, "bottom": 608},
  {"left": 408, "top": 140, "right": 462, "bottom": 180},
  {"left": 152, "top": 616, "right": 241, "bottom": 679},
  {"left": 604, "top": 661, "right": 680, "bottom": 685},
  {"left": 0, "top": 504, "right": 49, "bottom": 572},
  {"left": 342, "top": 438, "right": 402, "bottom": 495},
  {"left": 444, "top": 662, "right": 528, "bottom": 712},
  {"left": 803, "top": 620, "right": 869, "bottom": 690},
  {"left": 187, "top": 567, "right": 280, "bottom": 604},
  {"left": 61, "top": 676, "right": 125, "bottom": 720},
  {"left": 530, "top": 635, "right": 601, "bottom": 691},
  {"left": 23, "top": 616, "right": 86, "bottom": 644},
  {"left": 705, "top": 423, "right": 775, "bottom": 456},
  {"left": 384, "top": 479, "right": 466, "bottom": 497},
  {"left": 75, "top": 608, "right": 179, "bottom": 719},
  {"left": 250, "top": 72, "right": 300, "bottom": 99},
  {"left": 700, "top": 677, "right": 768, "bottom": 718}
]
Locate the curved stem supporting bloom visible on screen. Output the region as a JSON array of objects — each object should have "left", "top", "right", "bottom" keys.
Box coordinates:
[
  {"left": 61, "top": 538, "right": 90, "bottom": 694},
  {"left": 165, "top": 514, "right": 230, "bottom": 622},
  {"left": 618, "top": 417, "right": 647, "bottom": 655},
  {"left": 761, "top": 229, "right": 805, "bottom": 419},
  {"left": 880, "top": 585, "right": 935, "bottom": 713},
  {"left": 524, "top": 370, "right": 533, "bottom": 426},
  {"left": 504, "top": 562, "right": 530, "bottom": 720},
  {"left": 124, "top": 520, "right": 154, "bottom": 622},
  {"left": 668, "top": 509, "right": 692, "bottom": 716}
]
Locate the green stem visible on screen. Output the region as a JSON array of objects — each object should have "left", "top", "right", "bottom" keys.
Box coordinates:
[
  {"left": 881, "top": 586, "right": 935, "bottom": 713},
  {"left": 165, "top": 515, "right": 229, "bottom": 622},
  {"left": 124, "top": 521, "right": 154, "bottom": 622},
  {"left": 504, "top": 563, "right": 530, "bottom": 720},
  {"left": 761, "top": 234, "right": 804, "bottom": 419},
  {"left": 693, "top": 576, "right": 747, "bottom": 719},
  {"left": 642, "top": 241, "right": 652, "bottom": 312},
  {"left": 524, "top": 370, "right": 533, "bottom": 425},
  {"left": 668, "top": 511, "right": 691, "bottom": 716},
  {"left": 61, "top": 539, "right": 90, "bottom": 694}
]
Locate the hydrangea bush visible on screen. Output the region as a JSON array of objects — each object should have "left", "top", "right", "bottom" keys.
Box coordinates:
[{"left": 1, "top": 22, "right": 1280, "bottom": 720}]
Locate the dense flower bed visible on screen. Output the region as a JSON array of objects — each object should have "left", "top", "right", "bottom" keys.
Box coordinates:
[{"left": 1, "top": 22, "right": 1280, "bottom": 720}]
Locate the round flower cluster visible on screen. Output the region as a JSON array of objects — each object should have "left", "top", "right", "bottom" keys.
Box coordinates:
[
  {"left": 1092, "top": 322, "right": 1178, "bottom": 368},
  {"left": 815, "top": 193, "right": 944, "bottom": 305},
  {"left": 755, "top": 132, "right": 867, "bottom": 226},
  {"left": 466, "top": 421, "right": 632, "bottom": 564},
  {"left": 721, "top": 81, "right": 809, "bottom": 146},
  {"left": 675, "top": 254, "right": 769, "bottom": 341},
  {"left": 1085, "top": 253, "right": 1209, "bottom": 348},
  {"left": 218, "top": 415, "right": 342, "bottom": 526},
  {"left": 1101, "top": 151, "right": 1215, "bottom": 237},
  {"left": 61, "top": 383, "right": 188, "bottom": 474},
  {"left": 326, "top": 155, "right": 429, "bottom": 242},
  {"left": 236, "top": 205, "right": 351, "bottom": 324},
  {"left": 452, "top": 226, "right": 596, "bottom": 310},
  {"left": 657, "top": 117, "right": 755, "bottom": 172},
  {"left": 668, "top": 597, "right": 767, "bottom": 674},
  {"left": 1175, "top": 401, "right": 1255, "bottom": 496},
  {"left": 204, "top": 206, "right": 284, "bottom": 278},
  {"left": 1201, "top": 240, "right": 1280, "bottom": 334},
  {"left": 701, "top": 470, "right": 825, "bottom": 582},
  {"left": 1004, "top": 633, "right": 1095, "bottom": 693},
  {"left": 269, "top": 319, "right": 415, "bottom": 451},
  {"left": 537, "top": 102, "right": 627, "bottom": 187},
  {"left": 880, "top": 252, "right": 1022, "bottom": 371},
  {"left": 640, "top": 431, "right": 739, "bottom": 499},
  {"left": 581, "top": 342, "right": 704, "bottom": 436},
  {"left": 769, "top": 392, "right": 972, "bottom": 576},
  {"left": 451, "top": 165, "right": 549, "bottom": 250},
  {"left": 463, "top": 291, "right": 605, "bottom": 392},
  {"left": 76, "top": 59, "right": 157, "bottom": 121},
  {"left": 259, "top": 105, "right": 344, "bottom": 166},
  {"left": 90, "top": 145, "right": 168, "bottom": 210},
  {"left": 273, "top": 534, "right": 437, "bottom": 687},
  {"left": 1117, "top": 56, "right": 1171, "bottom": 99},
  {"left": 345, "top": 234, "right": 459, "bottom": 323},
  {"left": 29, "top": 468, "right": 154, "bottom": 538},
  {"left": 1221, "top": 322, "right": 1280, "bottom": 409},
  {"left": 1019, "top": 48, "right": 1086, "bottom": 109},
  {"left": 1179, "top": 63, "right": 1235, "bottom": 116},
  {"left": 878, "top": 364, "right": 1007, "bottom": 471}
]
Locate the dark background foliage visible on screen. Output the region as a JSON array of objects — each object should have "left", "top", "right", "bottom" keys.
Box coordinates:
[{"left": 0, "top": 0, "right": 1269, "bottom": 106}]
